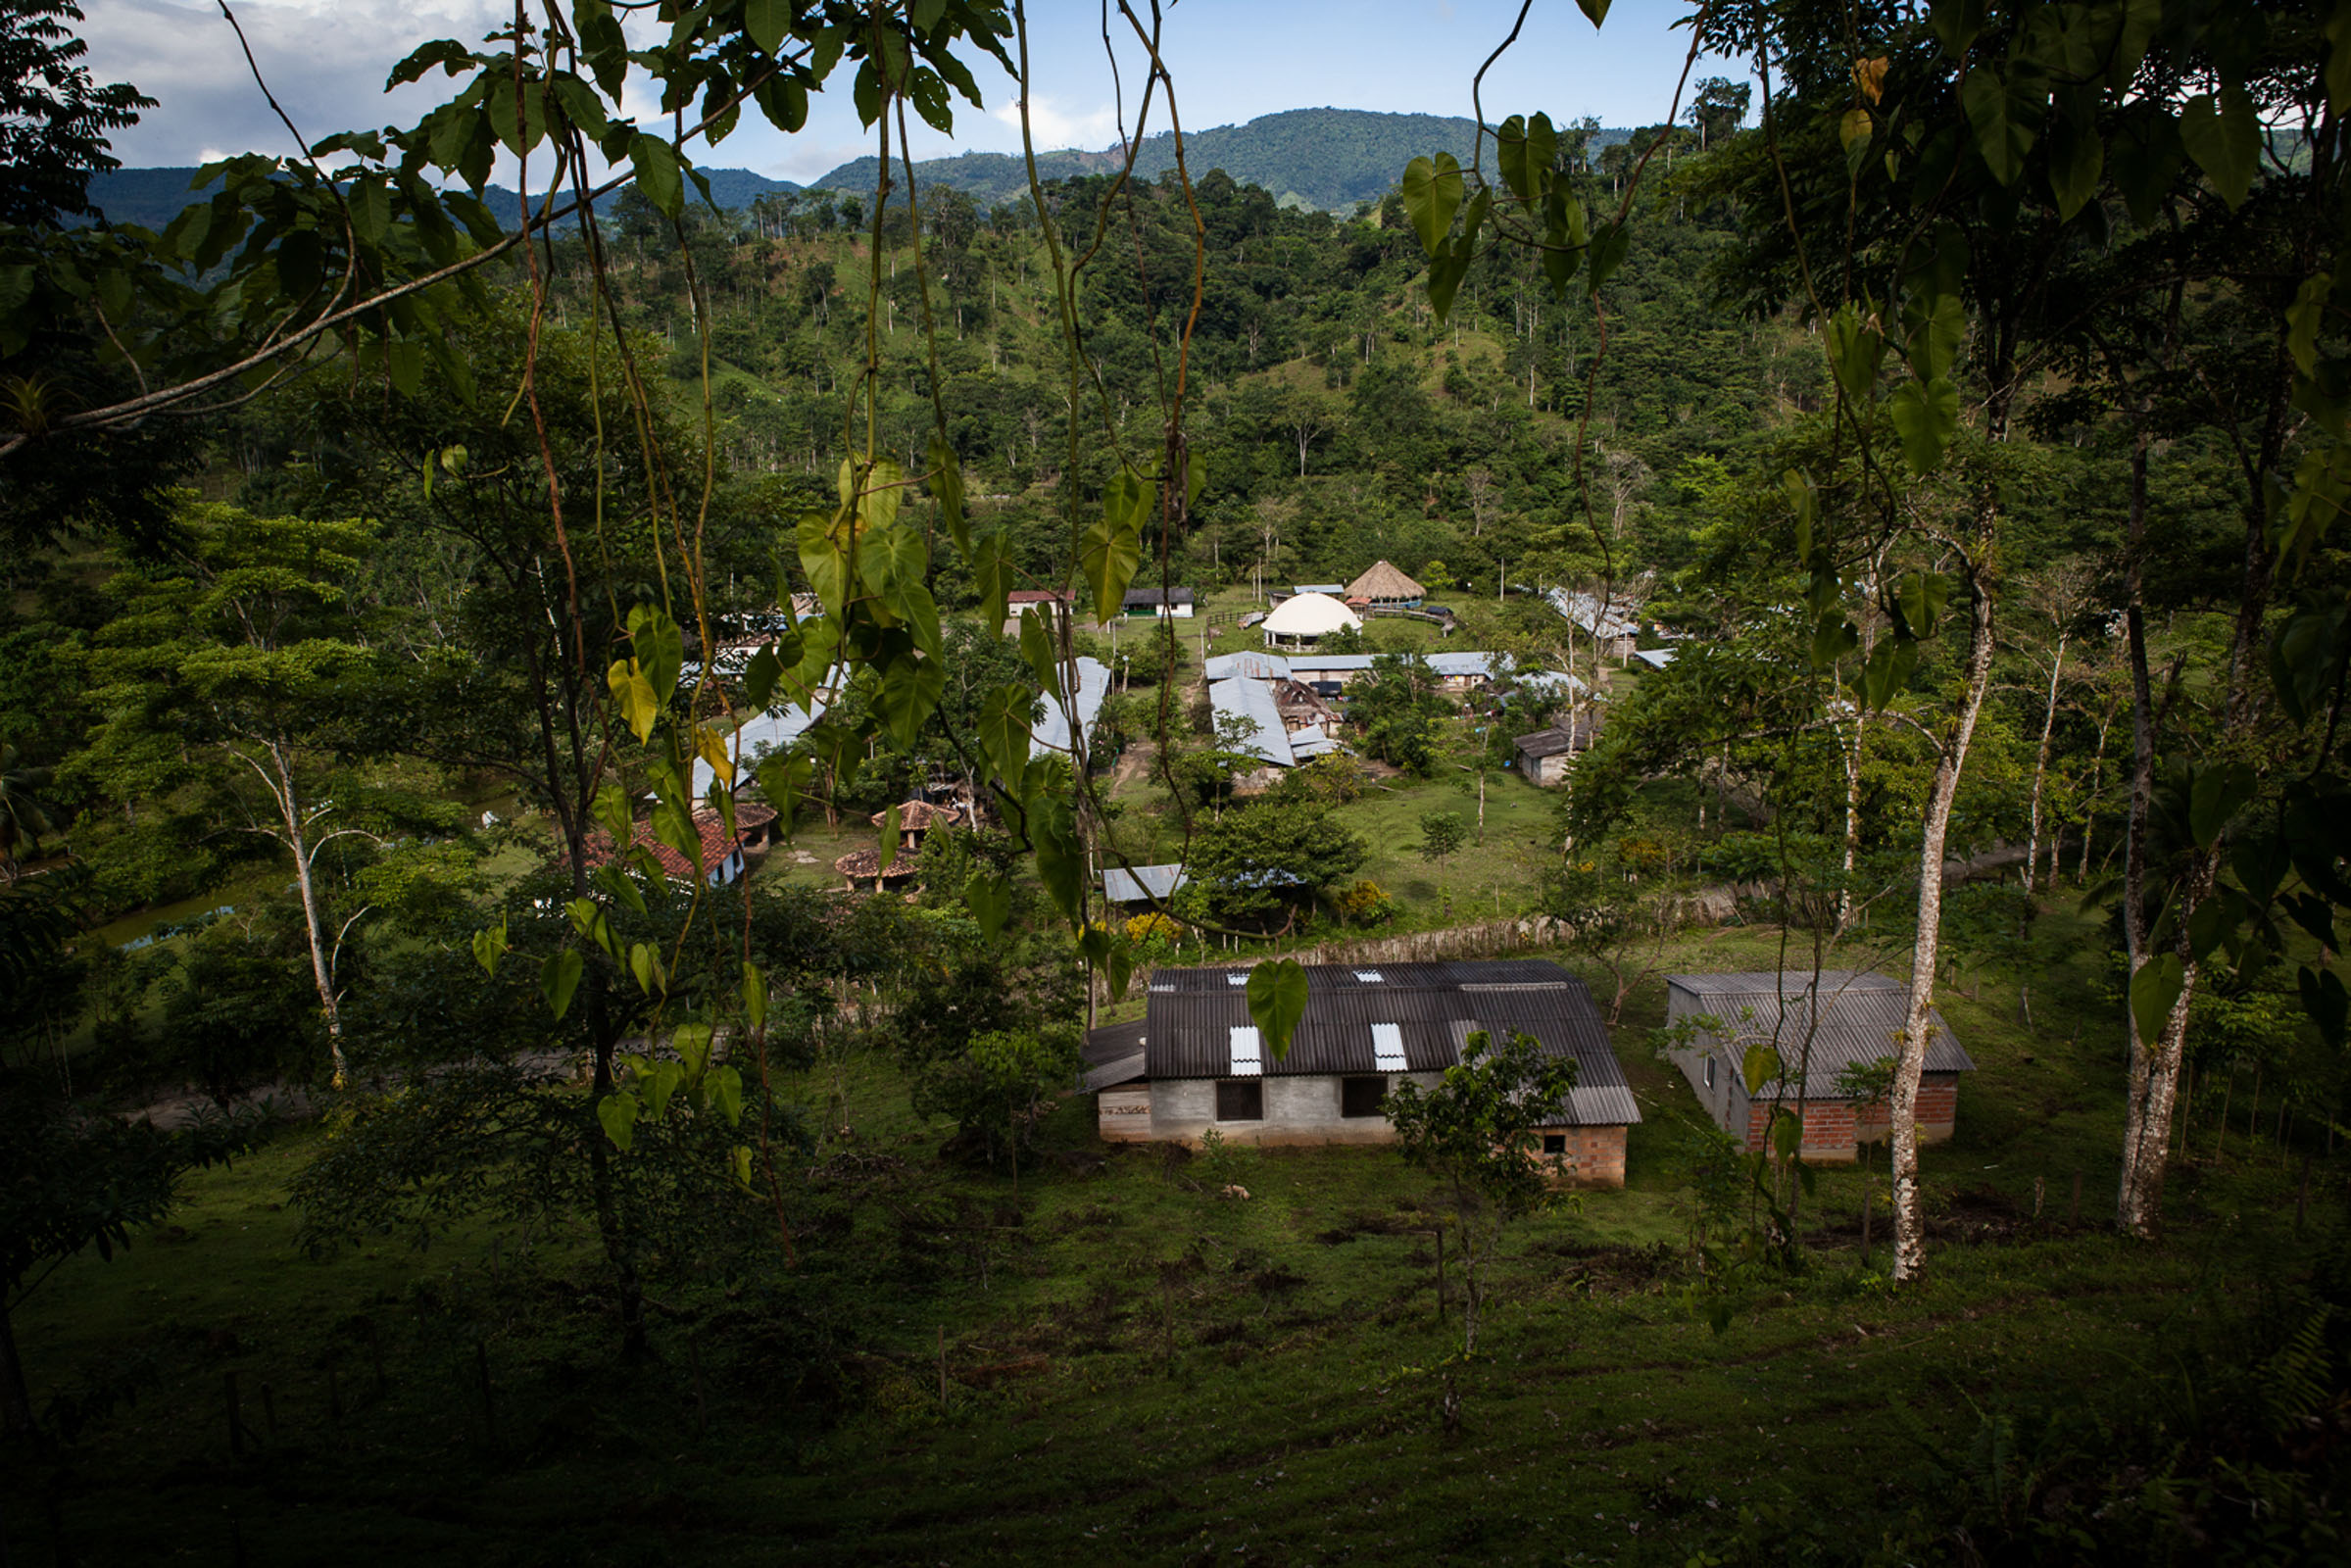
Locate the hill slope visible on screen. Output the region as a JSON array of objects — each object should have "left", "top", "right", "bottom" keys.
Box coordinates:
[
  {"left": 81, "top": 166, "right": 800, "bottom": 231},
  {"left": 810, "top": 107, "right": 1594, "bottom": 212}
]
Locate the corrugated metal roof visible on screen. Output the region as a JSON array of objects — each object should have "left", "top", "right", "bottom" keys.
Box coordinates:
[
  {"left": 1203, "top": 651, "right": 1293, "bottom": 681},
  {"left": 1032, "top": 657, "right": 1109, "bottom": 756},
  {"left": 1443, "top": 1018, "right": 1642, "bottom": 1127},
  {"left": 1549, "top": 588, "right": 1639, "bottom": 640},
  {"left": 1102, "top": 863, "right": 1189, "bottom": 903},
  {"left": 1135, "top": 960, "right": 1639, "bottom": 1123},
  {"left": 1080, "top": 1051, "right": 1147, "bottom": 1092},
  {"left": 1289, "top": 725, "right": 1346, "bottom": 760},
  {"left": 1082, "top": 1018, "right": 1147, "bottom": 1066},
  {"left": 1514, "top": 668, "right": 1590, "bottom": 697},
  {"left": 1208, "top": 677, "right": 1293, "bottom": 765},
  {"left": 1665, "top": 970, "right": 1975, "bottom": 1089}
]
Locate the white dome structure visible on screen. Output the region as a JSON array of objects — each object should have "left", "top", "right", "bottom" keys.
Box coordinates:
[{"left": 1261, "top": 592, "right": 1362, "bottom": 647}]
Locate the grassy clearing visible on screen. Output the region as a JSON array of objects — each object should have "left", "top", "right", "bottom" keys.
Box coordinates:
[{"left": 6, "top": 913, "right": 2334, "bottom": 1565}]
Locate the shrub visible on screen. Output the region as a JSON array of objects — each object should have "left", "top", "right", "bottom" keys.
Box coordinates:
[{"left": 1333, "top": 879, "right": 1396, "bottom": 925}]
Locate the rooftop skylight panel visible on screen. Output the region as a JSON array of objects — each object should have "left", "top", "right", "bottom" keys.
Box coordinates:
[
  {"left": 1355, "top": 969, "right": 1384, "bottom": 982},
  {"left": 1372, "top": 1022, "right": 1406, "bottom": 1071},
  {"left": 1226, "top": 970, "right": 1249, "bottom": 986},
  {"left": 1229, "top": 1025, "right": 1263, "bottom": 1076}
]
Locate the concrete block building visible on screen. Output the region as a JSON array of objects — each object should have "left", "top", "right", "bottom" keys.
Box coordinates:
[
  {"left": 1082, "top": 958, "right": 1641, "bottom": 1186},
  {"left": 1663, "top": 970, "right": 1975, "bottom": 1161}
]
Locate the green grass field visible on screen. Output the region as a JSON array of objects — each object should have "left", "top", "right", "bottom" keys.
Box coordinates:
[{"left": 6, "top": 906, "right": 2333, "bottom": 1565}]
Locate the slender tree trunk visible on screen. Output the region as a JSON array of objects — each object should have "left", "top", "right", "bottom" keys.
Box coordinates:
[
  {"left": 1837, "top": 705, "right": 1865, "bottom": 933},
  {"left": 2024, "top": 632, "right": 2068, "bottom": 896},
  {"left": 1890, "top": 573, "right": 1996, "bottom": 1282},
  {"left": 271, "top": 737, "right": 348, "bottom": 1089}
]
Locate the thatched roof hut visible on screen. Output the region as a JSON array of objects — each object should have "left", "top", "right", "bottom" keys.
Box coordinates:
[{"left": 1346, "top": 560, "right": 1426, "bottom": 607}]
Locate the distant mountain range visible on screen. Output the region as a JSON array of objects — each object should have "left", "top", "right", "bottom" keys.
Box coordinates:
[
  {"left": 83, "top": 109, "right": 1633, "bottom": 230},
  {"left": 807, "top": 108, "right": 1621, "bottom": 213}
]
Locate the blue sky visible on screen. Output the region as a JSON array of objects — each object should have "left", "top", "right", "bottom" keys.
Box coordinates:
[{"left": 84, "top": 1, "right": 1744, "bottom": 182}]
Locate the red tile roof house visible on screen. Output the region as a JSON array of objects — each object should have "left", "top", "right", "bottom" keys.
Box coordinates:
[
  {"left": 1663, "top": 970, "right": 1976, "bottom": 1161},
  {"left": 1080, "top": 959, "right": 1641, "bottom": 1187},
  {"left": 583, "top": 805, "right": 769, "bottom": 889}
]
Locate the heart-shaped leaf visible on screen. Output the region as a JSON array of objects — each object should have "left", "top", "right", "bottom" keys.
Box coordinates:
[
  {"left": 1246, "top": 958, "right": 1310, "bottom": 1062},
  {"left": 1399, "top": 153, "right": 1464, "bottom": 257},
  {"left": 964, "top": 870, "right": 1010, "bottom": 939},
  {"left": 542, "top": 949, "right": 584, "bottom": 1021},
  {"left": 2130, "top": 954, "right": 2184, "bottom": 1047}
]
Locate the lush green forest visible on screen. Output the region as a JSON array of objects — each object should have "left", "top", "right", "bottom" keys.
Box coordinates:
[{"left": 5, "top": 1, "right": 2351, "bottom": 1563}]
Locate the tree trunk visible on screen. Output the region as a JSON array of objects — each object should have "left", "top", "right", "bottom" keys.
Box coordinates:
[
  {"left": 1837, "top": 705, "right": 1865, "bottom": 933},
  {"left": 2023, "top": 632, "right": 2068, "bottom": 896},
  {"left": 1890, "top": 573, "right": 1996, "bottom": 1282},
  {"left": 271, "top": 738, "right": 348, "bottom": 1089}
]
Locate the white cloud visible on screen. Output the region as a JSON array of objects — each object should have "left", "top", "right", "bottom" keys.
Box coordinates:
[
  {"left": 987, "top": 93, "right": 1121, "bottom": 152},
  {"left": 78, "top": 0, "right": 508, "bottom": 165}
]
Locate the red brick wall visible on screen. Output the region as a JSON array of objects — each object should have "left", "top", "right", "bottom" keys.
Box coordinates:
[
  {"left": 1741, "top": 1073, "right": 1962, "bottom": 1161},
  {"left": 1534, "top": 1124, "right": 1628, "bottom": 1188}
]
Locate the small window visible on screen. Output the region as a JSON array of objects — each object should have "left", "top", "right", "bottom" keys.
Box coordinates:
[
  {"left": 1341, "top": 1075, "right": 1387, "bottom": 1118},
  {"left": 1705, "top": 1055, "right": 1717, "bottom": 1090},
  {"left": 1542, "top": 1133, "right": 1567, "bottom": 1156},
  {"left": 1215, "top": 1080, "right": 1264, "bottom": 1121}
]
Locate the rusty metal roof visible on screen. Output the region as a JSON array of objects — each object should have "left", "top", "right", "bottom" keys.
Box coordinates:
[
  {"left": 1665, "top": 970, "right": 1975, "bottom": 1091},
  {"left": 1136, "top": 960, "right": 1640, "bottom": 1124}
]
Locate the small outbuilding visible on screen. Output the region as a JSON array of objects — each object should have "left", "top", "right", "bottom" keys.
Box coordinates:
[
  {"left": 1663, "top": 970, "right": 1976, "bottom": 1161},
  {"left": 1086, "top": 959, "right": 1641, "bottom": 1185},
  {"left": 871, "top": 798, "right": 960, "bottom": 852},
  {"left": 1102, "top": 863, "right": 1189, "bottom": 905},
  {"left": 1122, "top": 586, "right": 1196, "bottom": 619},
  {"left": 1346, "top": 560, "right": 1427, "bottom": 610},
  {"left": 584, "top": 808, "right": 754, "bottom": 889},
  {"left": 1260, "top": 592, "right": 1362, "bottom": 649},
  {"left": 834, "top": 846, "right": 918, "bottom": 893},
  {"left": 1513, "top": 714, "right": 1599, "bottom": 786}
]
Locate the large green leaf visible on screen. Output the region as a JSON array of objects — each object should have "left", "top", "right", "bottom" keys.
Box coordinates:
[
  {"left": 2180, "top": 88, "right": 2259, "bottom": 210},
  {"left": 978, "top": 681, "right": 1036, "bottom": 783},
  {"left": 1079, "top": 470, "right": 1150, "bottom": 625},
  {"left": 608, "top": 660, "right": 661, "bottom": 744},
  {"left": 596, "top": 1092, "right": 638, "bottom": 1152},
  {"left": 929, "top": 434, "right": 967, "bottom": 551},
  {"left": 798, "top": 508, "right": 851, "bottom": 617},
  {"left": 2188, "top": 761, "right": 2257, "bottom": 851},
  {"left": 627, "top": 605, "right": 684, "bottom": 704},
  {"left": 2130, "top": 954, "right": 2184, "bottom": 1047},
  {"left": 631, "top": 132, "right": 684, "bottom": 218},
  {"left": 542, "top": 949, "right": 584, "bottom": 1022},
  {"left": 875, "top": 654, "right": 945, "bottom": 748},
  {"left": 1888, "top": 375, "right": 1960, "bottom": 473},
  {"left": 1399, "top": 153, "right": 1463, "bottom": 258},
  {"left": 1246, "top": 958, "right": 1309, "bottom": 1062},
  {"left": 1901, "top": 291, "right": 1965, "bottom": 381},
  {"left": 1826, "top": 304, "right": 1885, "bottom": 403},
  {"left": 1961, "top": 69, "right": 2040, "bottom": 187},
  {"left": 1892, "top": 570, "right": 1952, "bottom": 639},
  {"left": 744, "top": 0, "right": 793, "bottom": 52},
  {"left": 964, "top": 870, "right": 1010, "bottom": 940},
  {"left": 1740, "top": 1043, "right": 1785, "bottom": 1095},
  {"left": 2045, "top": 103, "right": 2103, "bottom": 220},
  {"left": 1032, "top": 797, "right": 1085, "bottom": 924},
  {"left": 471, "top": 920, "right": 508, "bottom": 977},
  {"left": 1857, "top": 638, "right": 1919, "bottom": 710}
]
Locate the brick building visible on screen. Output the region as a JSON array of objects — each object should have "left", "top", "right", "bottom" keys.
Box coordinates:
[
  {"left": 1663, "top": 970, "right": 1974, "bottom": 1162},
  {"left": 1080, "top": 959, "right": 1641, "bottom": 1187}
]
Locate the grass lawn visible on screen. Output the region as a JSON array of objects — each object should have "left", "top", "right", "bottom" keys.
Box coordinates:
[{"left": 6, "top": 907, "right": 2336, "bottom": 1565}]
